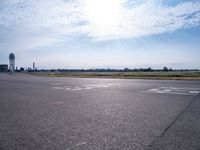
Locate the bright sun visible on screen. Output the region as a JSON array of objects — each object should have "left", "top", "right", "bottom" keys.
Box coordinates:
[{"left": 83, "top": 0, "right": 123, "bottom": 38}]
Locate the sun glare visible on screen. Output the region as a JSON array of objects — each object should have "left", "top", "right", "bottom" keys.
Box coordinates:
[{"left": 83, "top": 0, "right": 123, "bottom": 38}]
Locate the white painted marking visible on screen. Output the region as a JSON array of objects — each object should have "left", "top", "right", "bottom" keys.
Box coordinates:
[
  {"left": 52, "top": 83, "right": 120, "bottom": 91},
  {"left": 66, "top": 142, "right": 87, "bottom": 150},
  {"left": 52, "top": 87, "right": 64, "bottom": 90},
  {"left": 163, "top": 89, "right": 171, "bottom": 92},
  {"left": 149, "top": 89, "right": 159, "bottom": 91},
  {"left": 144, "top": 87, "right": 200, "bottom": 96},
  {"left": 84, "top": 87, "right": 94, "bottom": 90},
  {"left": 189, "top": 91, "right": 199, "bottom": 94},
  {"left": 161, "top": 87, "right": 200, "bottom": 90}
]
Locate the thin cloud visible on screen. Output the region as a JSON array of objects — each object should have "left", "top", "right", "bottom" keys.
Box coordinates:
[{"left": 0, "top": 0, "right": 200, "bottom": 49}]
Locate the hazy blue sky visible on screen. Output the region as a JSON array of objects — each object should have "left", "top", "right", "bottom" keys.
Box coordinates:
[{"left": 0, "top": 0, "right": 200, "bottom": 69}]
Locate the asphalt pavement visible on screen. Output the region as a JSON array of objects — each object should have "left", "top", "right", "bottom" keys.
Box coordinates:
[{"left": 0, "top": 74, "right": 200, "bottom": 150}]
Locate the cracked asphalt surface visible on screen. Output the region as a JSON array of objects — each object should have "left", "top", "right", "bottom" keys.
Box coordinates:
[{"left": 0, "top": 74, "right": 200, "bottom": 150}]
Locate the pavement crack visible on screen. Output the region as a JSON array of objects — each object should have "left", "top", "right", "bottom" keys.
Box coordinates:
[{"left": 145, "top": 92, "right": 200, "bottom": 149}]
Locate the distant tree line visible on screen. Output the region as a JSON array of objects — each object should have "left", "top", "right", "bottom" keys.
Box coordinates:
[{"left": 14, "top": 66, "right": 200, "bottom": 73}]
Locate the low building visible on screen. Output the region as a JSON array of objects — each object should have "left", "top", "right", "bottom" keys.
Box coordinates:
[{"left": 0, "top": 64, "right": 8, "bottom": 72}]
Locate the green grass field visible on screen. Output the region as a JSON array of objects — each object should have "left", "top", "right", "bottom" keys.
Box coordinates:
[{"left": 29, "top": 71, "right": 200, "bottom": 80}]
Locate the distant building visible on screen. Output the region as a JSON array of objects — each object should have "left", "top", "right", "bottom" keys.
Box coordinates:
[
  {"left": 0, "top": 64, "right": 8, "bottom": 72},
  {"left": 33, "top": 62, "right": 35, "bottom": 71},
  {"left": 9, "top": 53, "right": 15, "bottom": 73}
]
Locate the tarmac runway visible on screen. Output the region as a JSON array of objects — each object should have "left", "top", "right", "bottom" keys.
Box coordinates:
[{"left": 0, "top": 74, "right": 200, "bottom": 150}]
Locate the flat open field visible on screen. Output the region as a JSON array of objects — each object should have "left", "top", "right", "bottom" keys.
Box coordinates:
[{"left": 29, "top": 71, "right": 200, "bottom": 80}]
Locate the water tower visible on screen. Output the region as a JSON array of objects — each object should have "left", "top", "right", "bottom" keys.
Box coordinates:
[
  {"left": 9, "top": 53, "right": 15, "bottom": 73},
  {"left": 33, "top": 62, "right": 35, "bottom": 71}
]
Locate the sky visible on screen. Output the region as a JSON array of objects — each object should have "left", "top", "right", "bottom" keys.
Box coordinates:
[{"left": 0, "top": 0, "right": 200, "bottom": 69}]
